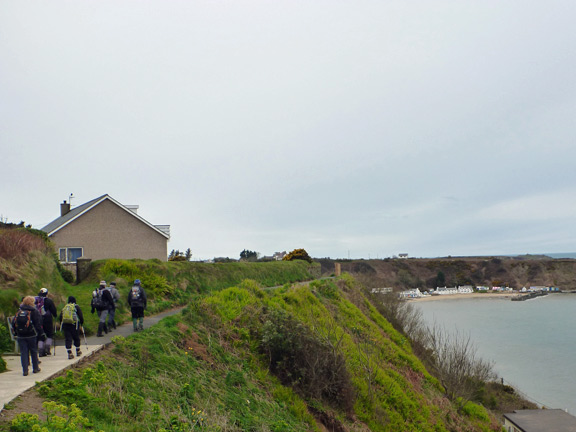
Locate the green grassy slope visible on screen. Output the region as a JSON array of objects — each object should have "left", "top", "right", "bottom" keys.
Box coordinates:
[
  {"left": 0, "top": 234, "right": 502, "bottom": 431},
  {"left": 4, "top": 277, "right": 500, "bottom": 431}
]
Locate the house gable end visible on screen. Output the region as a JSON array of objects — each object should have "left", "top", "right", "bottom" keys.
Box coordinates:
[{"left": 42, "top": 194, "right": 170, "bottom": 240}]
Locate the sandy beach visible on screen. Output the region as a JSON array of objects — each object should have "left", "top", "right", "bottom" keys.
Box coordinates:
[{"left": 410, "top": 292, "right": 516, "bottom": 302}]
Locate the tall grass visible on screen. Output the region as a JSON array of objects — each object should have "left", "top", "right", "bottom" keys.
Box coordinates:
[{"left": 0, "top": 228, "right": 49, "bottom": 261}]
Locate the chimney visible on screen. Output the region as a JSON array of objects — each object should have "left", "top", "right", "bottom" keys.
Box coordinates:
[{"left": 60, "top": 200, "right": 71, "bottom": 216}]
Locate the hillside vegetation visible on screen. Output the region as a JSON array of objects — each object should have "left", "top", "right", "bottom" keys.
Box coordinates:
[
  {"left": 318, "top": 257, "right": 576, "bottom": 291},
  {"left": 4, "top": 278, "right": 502, "bottom": 431},
  {"left": 0, "top": 229, "right": 533, "bottom": 430}
]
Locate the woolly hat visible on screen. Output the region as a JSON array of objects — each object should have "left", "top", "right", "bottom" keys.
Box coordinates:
[
  {"left": 134, "top": 279, "right": 141, "bottom": 285},
  {"left": 39, "top": 288, "right": 48, "bottom": 296},
  {"left": 68, "top": 296, "right": 77, "bottom": 303}
]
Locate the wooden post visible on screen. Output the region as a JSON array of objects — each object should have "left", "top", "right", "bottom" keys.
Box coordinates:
[{"left": 335, "top": 262, "right": 341, "bottom": 277}]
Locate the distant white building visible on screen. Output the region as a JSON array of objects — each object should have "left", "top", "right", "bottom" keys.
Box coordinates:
[
  {"left": 371, "top": 287, "right": 393, "bottom": 294},
  {"left": 432, "top": 286, "right": 473, "bottom": 296},
  {"left": 433, "top": 287, "right": 458, "bottom": 295},
  {"left": 273, "top": 251, "right": 287, "bottom": 260},
  {"left": 400, "top": 288, "right": 426, "bottom": 299}
]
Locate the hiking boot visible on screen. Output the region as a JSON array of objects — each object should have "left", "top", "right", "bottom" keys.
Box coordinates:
[
  {"left": 97, "top": 323, "right": 104, "bottom": 337},
  {"left": 112, "top": 321, "right": 117, "bottom": 330},
  {"left": 23, "top": 370, "right": 28, "bottom": 376},
  {"left": 33, "top": 368, "right": 41, "bottom": 374},
  {"left": 68, "top": 351, "right": 74, "bottom": 360},
  {"left": 45, "top": 348, "right": 51, "bottom": 356},
  {"left": 104, "top": 324, "right": 108, "bottom": 334},
  {"left": 76, "top": 349, "right": 82, "bottom": 357},
  {"left": 38, "top": 350, "right": 46, "bottom": 357}
]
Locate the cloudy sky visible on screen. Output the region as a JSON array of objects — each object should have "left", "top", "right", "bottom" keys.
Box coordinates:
[{"left": 2, "top": 1, "right": 575, "bottom": 260}]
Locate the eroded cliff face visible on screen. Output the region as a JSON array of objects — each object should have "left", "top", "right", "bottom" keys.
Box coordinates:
[{"left": 318, "top": 257, "right": 576, "bottom": 291}]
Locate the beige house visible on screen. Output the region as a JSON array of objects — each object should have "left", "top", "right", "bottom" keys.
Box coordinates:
[{"left": 42, "top": 194, "right": 170, "bottom": 263}]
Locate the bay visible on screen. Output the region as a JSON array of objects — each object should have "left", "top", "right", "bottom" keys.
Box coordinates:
[{"left": 414, "top": 294, "right": 576, "bottom": 414}]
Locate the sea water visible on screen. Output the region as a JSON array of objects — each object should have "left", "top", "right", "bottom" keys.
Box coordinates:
[{"left": 414, "top": 294, "right": 576, "bottom": 414}]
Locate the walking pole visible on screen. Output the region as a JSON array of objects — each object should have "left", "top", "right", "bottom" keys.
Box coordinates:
[
  {"left": 53, "top": 322, "right": 57, "bottom": 356},
  {"left": 81, "top": 325, "right": 89, "bottom": 351}
]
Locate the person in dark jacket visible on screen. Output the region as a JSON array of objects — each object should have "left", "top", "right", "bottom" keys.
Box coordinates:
[
  {"left": 12, "top": 296, "right": 45, "bottom": 376},
  {"left": 127, "top": 279, "right": 147, "bottom": 331},
  {"left": 106, "top": 281, "right": 120, "bottom": 330},
  {"left": 59, "top": 296, "right": 84, "bottom": 359},
  {"left": 36, "top": 287, "right": 58, "bottom": 356},
  {"left": 91, "top": 281, "right": 114, "bottom": 337}
]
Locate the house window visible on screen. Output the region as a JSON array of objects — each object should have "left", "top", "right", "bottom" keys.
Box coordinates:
[{"left": 59, "top": 247, "right": 83, "bottom": 263}]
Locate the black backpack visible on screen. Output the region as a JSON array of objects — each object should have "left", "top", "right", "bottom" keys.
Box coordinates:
[
  {"left": 13, "top": 308, "right": 37, "bottom": 337},
  {"left": 92, "top": 290, "right": 106, "bottom": 310}
]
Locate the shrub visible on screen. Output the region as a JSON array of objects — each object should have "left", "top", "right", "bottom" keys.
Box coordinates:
[
  {"left": 140, "top": 273, "right": 174, "bottom": 297},
  {"left": 56, "top": 260, "right": 74, "bottom": 283},
  {"left": 283, "top": 249, "right": 313, "bottom": 263},
  {"left": 99, "top": 259, "right": 139, "bottom": 280},
  {"left": 10, "top": 402, "right": 92, "bottom": 432},
  {"left": 258, "top": 308, "right": 355, "bottom": 412},
  {"left": 0, "top": 322, "right": 12, "bottom": 353},
  {"left": 424, "top": 326, "right": 495, "bottom": 404}
]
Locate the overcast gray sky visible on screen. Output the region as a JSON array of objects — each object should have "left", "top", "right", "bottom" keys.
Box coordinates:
[{"left": 2, "top": 1, "right": 575, "bottom": 260}]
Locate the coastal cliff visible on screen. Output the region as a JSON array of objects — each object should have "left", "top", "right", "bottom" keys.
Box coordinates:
[{"left": 317, "top": 256, "right": 576, "bottom": 291}]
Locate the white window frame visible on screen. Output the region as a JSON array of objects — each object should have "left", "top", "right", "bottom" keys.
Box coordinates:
[{"left": 58, "top": 247, "right": 83, "bottom": 263}]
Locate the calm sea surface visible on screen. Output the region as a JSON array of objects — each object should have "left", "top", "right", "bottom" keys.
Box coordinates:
[{"left": 415, "top": 294, "right": 576, "bottom": 414}]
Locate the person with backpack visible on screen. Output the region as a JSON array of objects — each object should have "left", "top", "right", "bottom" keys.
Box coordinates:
[
  {"left": 36, "top": 287, "right": 58, "bottom": 357},
  {"left": 106, "top": 281, "right": 120, "bottom": 330},
  {"left": 59, "top": 296, "right": 84, "bottom": 359},
  {"left": 91, "top": 281, "right": 114, "bottom": 337},
  {"left": 12, "top": 296, "right": 45, "bottom": 376},
  {"left": 127, "top": 279, "right": 147, "bottom": 332}
]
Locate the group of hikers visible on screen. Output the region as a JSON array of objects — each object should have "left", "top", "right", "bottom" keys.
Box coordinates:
[{"left": 10, "top": 279, "right": 147, "bottom": 377}]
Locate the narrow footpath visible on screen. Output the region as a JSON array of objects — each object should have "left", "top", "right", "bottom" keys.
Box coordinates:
[{"left": 0, "top": 306, "right": 185, "bottom": 413}]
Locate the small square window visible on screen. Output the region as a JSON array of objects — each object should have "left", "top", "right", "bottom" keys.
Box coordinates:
[{"left": 59, "top": 247, "right": 83, "bottom": 263}]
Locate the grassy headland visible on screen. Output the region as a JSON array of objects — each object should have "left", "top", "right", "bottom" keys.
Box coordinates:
[{"left": 0, "top": 227, "right": 534, "bottom": 431}]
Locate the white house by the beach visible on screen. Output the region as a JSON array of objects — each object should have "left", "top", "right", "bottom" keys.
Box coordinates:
[
  {"left": 433, "top": 287, "right": 459, "bottom": 295},
  {"left": 457, "top": 285, "right": 474, "bottom": 294},
  {"left": 400, "top": 288, "right": 426, "bottom": 299},
  {"left": 431, "top": 286, "right": 473, "bottom": 296}
]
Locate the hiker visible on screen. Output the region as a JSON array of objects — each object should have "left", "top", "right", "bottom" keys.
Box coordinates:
[
  {"left": 36, "top": 287, "right": 58, "bottom": 357},
  {"left": 127, "top": 279, "right": 147, "bottom": 331},
  {"left": 106, "top": 281, "right": 120, "bottom": 330},
  {"left": 12, "top": 296, "right": 45, "bottom": 376},
  {"left": 59, "top": 296, "right": 84, "bottom": 359},
  {"left": 91, "top": 280, "right": 114, "bottom": 337}
]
